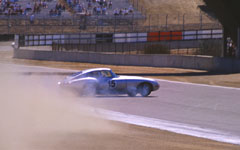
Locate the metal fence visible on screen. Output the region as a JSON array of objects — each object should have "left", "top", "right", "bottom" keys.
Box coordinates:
[
  {"left": 0, "top": 13, "right": 221, "bottom": 34},
  {"left": 17, "top": 28, "right": 223, "bottom": 56}
]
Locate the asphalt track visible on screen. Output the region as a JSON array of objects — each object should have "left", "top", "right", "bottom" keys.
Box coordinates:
[{"left": 2, "top": 63, "right": 240, "bottom": 145}]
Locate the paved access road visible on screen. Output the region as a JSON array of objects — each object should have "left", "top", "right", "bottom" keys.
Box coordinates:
[{"left": 2, "top": 63, "right": 240, "bottom": 144}]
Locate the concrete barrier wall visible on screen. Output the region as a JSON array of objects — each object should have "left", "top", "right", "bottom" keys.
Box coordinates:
[{"left": 14, "top": 49, "right": 240, "bottom": 72}]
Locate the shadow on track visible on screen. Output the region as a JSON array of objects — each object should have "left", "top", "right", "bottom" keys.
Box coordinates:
[{"left": 95, "top": 95, "right": 157, "bottom": 98}]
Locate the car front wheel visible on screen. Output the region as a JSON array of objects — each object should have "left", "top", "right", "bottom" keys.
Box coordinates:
[{"left": 139, "top": 83, "right": 152, "bottom": 97}]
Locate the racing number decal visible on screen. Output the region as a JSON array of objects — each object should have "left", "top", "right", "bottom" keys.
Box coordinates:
[{"left": 109, "top": 80, "right": 116, "bottom": 88}]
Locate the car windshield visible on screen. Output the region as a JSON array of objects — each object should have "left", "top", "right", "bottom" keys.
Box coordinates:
[
  {"left": 100, "top": 70, "right": 117, "bottom": 78},
  {"left": 111, "top": 71, "right": 118, "bottom": 77}
]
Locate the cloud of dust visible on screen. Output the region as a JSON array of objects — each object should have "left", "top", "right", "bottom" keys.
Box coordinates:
[{"left": 0, "top": 65, "right": 117, "bottom": 150}]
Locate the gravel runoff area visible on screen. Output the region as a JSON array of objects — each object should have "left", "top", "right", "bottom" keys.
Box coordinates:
[{"left": 1, "top": 41, "right": 240, "bottom": 150}]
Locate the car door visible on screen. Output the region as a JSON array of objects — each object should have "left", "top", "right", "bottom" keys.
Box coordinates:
[
  {"left": 98, "top": 70, "right": 113, "bottom": 91},
  {"left": 109, "top": 78, "right": 127, "bottom": 94}
]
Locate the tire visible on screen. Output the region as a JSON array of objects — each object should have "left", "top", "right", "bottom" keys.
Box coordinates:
[{"left": 139, "top": 83, "right": 152, "bottom": 97}]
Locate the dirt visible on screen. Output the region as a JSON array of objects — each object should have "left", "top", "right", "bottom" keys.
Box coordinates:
[
  {"left": 139, "top": 0, "right": 204, "bottom": 15},
  {"left": 135, "top": 0, "right": 217, "bottom": 27}
]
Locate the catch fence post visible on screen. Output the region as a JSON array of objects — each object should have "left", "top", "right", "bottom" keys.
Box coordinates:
[
  {"left": 166, "top": 14, "right": 168, "bottom": 31},
  {"left": 149, "top": 14, "right": 151, "bottom": 31},
  {"left": 178, "top": 13, "right": 180, "bottom": 25},
  {"left": 132, "top": 14, "right": 134, "bottom": 32},
  {"left": 137, "top": 0, "right": 139, "bottom": 10},
  {"left": 237, "top": 27, "right": 240, "bottom": 59},
  {"left": 114, "top": 16, "right": 116, "bottom": 32},
  {"left": 114, "top": 33, "right": 117, "bottom": 54},
  {"left": 200, "top": 12, "right": 203, "bottom": 29},
  {"left": 183, "top": 14, "right": 185, "bottom": 31},
  {"left": 97, "top": 15, "right": 99, "bottom": 32},
  {"left": 61, "top": 15, "right": 63, "bottom": 34},
  {"left": 7, "top": 15, "right": 10, "bottom": 34}
]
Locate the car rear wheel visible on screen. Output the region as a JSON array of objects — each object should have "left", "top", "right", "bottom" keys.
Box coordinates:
[{"left": 139, "top": 83, "right": 152, "bottom": 97}]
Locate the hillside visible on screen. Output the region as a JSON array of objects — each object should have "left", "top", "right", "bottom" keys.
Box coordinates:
[
  {"left": 133, "top": 0, "right": 218, "bottom": 30},
  {"left": 138, "top": 0, "right": 204, "bottom": 15}
]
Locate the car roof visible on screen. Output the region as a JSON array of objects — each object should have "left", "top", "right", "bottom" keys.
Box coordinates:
[{"left": 82, "top": 68, "right": 112, "bottom": 74}]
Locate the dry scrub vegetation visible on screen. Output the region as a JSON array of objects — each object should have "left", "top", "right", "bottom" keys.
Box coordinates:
[
  {"left": 138, "top": 0, "right": 204, "bottom": 15},
  {"left": 135, "top": 0, "right": 218, "bottom": 28}
]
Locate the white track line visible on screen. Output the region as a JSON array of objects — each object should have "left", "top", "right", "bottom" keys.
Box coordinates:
[{"left": 96, "top": 109, "right": 240, "bottom": 145}]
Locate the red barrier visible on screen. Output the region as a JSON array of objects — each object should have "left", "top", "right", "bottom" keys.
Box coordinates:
[
  {"left": 171, "top": 31, "right": 183, "bottom": 40},
  {"left": 160, "top": 32, "right": 171, "bottom": 41},
  {"left": 147, "top": 31, "right": 183, "bottom": 41},
  {"left": 147, "top": 32, "right": 159, "bottom": 41}
]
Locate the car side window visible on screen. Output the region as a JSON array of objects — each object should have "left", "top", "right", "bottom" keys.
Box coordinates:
[{"left": 100, "top": 71, "right": 113, "bottom": 78}]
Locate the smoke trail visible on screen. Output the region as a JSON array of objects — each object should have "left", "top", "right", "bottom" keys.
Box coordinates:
[{"left": 0, "top": 65, "right": 117, "bottom": 150}]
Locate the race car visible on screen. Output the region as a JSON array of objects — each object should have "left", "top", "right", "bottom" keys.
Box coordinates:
[{"left": 58, "top": 68, "right": 159, "bottom": 97}]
